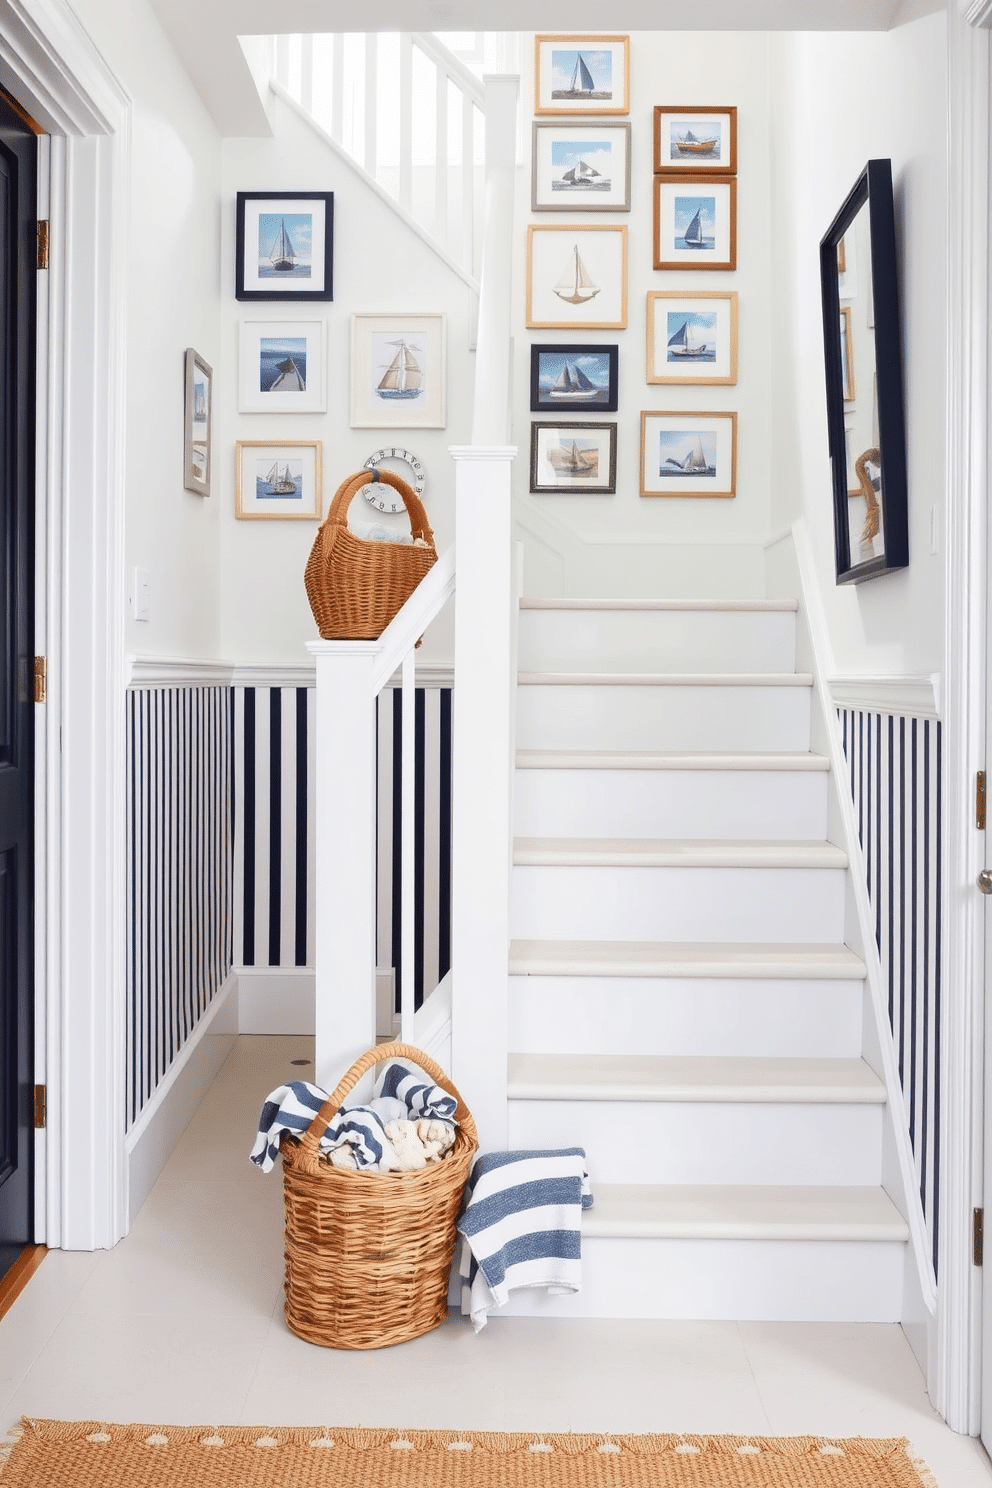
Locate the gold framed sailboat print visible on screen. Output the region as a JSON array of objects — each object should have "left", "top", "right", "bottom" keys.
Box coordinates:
[
  {"left": 534, "top": 35, "right": 630, "bottom": 115},
  {"left": 235, "top": 191, "right": 334, "bottom": 301},
  {"left": 527, "top": 225, "right": 628, "bottom": 330},
  {"left": 350, "top": 314, "right": 446, "bottom": 429},
  {"left": 640, "top": 411, "right": 737, "bottom": 498},
  {"left": 647, "top": 291, "right": 738, "bottom": 385},
  {"left": 235, "top": 440, "right": 323, "bottom": 519}
]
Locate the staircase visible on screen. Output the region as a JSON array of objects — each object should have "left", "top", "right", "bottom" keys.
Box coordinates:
[{"left": 504, "top": 597, "right": 909, "bottom": 1321}]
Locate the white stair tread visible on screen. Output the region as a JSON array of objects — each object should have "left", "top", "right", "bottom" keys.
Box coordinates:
[
  {"left": 520, "top": 598, "right": 799, "bottom": 613},
  {"left": 509, "top": 939, "right": 867, "bottom": 980},
  {"left": 519, "top": 671, "right": 813, "bottom": 688},
  {"left": 516, "top": 749, "right": 830, "bottom": 772},
  {"left": 507, "top": 1052, "right": 886, "bottom": 1104},
  {"left": 582, "top": 1184, "right": 909, "bottom": 1242},
  {"left": 514, "top": 838, "right": 848, "bottom": 869}
]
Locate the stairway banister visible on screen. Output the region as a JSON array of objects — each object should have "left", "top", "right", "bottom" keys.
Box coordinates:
[
  {"left": 371, "top": 544, "right": 456, "bottom": 694},
  {"left": 410, "top": 31, "right": 486, "bottom": 107}
]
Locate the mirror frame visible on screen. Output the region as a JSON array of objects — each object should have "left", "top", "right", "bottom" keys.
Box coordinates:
[{"left": 819, "top": 158, "right": 908, "bottom": 584}]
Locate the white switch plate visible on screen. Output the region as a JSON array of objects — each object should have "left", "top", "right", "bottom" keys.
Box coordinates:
[{"left": 133, "top": 567, "right": 150, "bottom": 622}]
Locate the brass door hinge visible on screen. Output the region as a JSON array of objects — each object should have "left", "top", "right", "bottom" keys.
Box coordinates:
[
  {"left": 34, "top": 1084, "right": 46, "bottom": 1130},
  {"left": 34, "top": 656, "right": 46, "bottom": 703},
  {"left": 36, "top": 220, "right": 49, "bottom": 269},
  {"left": 978, "top": 772, "right": 987, "bottom": 830},
  {"left": 975, "top": 1207, "right": 984, "bottom": 1266}
]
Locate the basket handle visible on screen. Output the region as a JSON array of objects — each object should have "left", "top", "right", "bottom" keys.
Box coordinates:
[
  {"left": 294, "top": 1041, "right": 478, "bottom": 1174},
  {"left": 321, "top": 468, "right": 434, "bottom": 556}
]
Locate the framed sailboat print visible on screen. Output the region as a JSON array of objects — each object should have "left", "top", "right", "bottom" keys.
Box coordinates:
[
  {"left": 351, "top": 314, "right": 446, "bottom": 429},
  {"left": 235, "top": 440, "right": 323, "bottom": 519},
  {"left": 646, "top": 291, "right": 738, "bottom": 385},
  {"left": 653, "top": 107, "right": 737, "bottom": 175},
  {"left": 183, "top": 348, "right": 211, "bottom": 496},
  {"left": 653, "top": 176, "right": 737, "bottom": 271},
  {"left": 532, "top": 122, "right": 631, "bottom": 211},
  {"left": 235, "top": 191, "right": 334, "bottom": 301},
  {"left": 640, "top": 410, "right": 737, "bottom": 498},
  {"left": 239, "top": 320, "right": 326, "bottom": 413},
  {"left": 534, "top": 35, "right": 630, "bottom": 116},
  {"left": 531, "top": 343, "right": 619, "bottom": 412},
  {"left": 530, "top": 421, "right": 617, "bottom": 494},
  {"left": 527, "top": 225, "right": 628, "bottom": 330}
]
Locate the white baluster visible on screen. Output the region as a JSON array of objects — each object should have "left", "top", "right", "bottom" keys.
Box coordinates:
[
  {"left": 435, "top": 71, "right": 449, "bottom": 253},
  {"left": 331, "top": 33, "right": 344, "bottom": 145},
  {"left": 364, "top": 33, "right": 378, "bottom": 180}
]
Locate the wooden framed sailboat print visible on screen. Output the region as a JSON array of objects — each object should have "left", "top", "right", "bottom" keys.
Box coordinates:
[
  {"left": 640, "top": 411, "right": 737, "bottom": 498},
  {"left": 527, "top": 225, "right": 628, "bottom": 330},
  {"left": 235, "top": 191, "right": 334, "bottom": 301},
  {"left": 653, "top": 176, "right": 737, "bottom": 271},
  {"left": 531, "top": 421, "right": 617, "bottom": 493},
  {"left": 532, "top": 122, "right": 631, "bottom": 211},
  {"left": 534, "top": 35, "right": 630, "bottom": 116},
  {"left": 653, "top": 107, "right": 737, "bottom": 175},
  {"left": 350, "top": 314, "right": 446, "bottom": 429},
  {"left": 647, "top": 291, "right": 738, "bottom": 385},
  {"left": 235, "top": 440, "right": 323, "bottom": 519}
]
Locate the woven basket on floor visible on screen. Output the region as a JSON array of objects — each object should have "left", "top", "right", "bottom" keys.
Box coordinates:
[
  {"left": 281, "top": 1041, "right": 478, "bottom": 1350},
  {"left": 304, "top": 468, "right": 437, "bottom": 639}
]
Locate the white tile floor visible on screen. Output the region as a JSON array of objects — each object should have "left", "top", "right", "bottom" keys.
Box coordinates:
[{"left": 1, "top": 1036, "right": 990, "bottom": 1487}]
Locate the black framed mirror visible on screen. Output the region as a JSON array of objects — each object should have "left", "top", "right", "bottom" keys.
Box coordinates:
[{"left": 819, "top": 159, "right": 908, "bottom": 584}]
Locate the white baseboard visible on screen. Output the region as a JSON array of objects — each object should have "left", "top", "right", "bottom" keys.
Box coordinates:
[
  {"left": 125, "top": 974, "right": 239, "bottom": 1224},
  {"left": 236, "top": 966, "right": 398, "bottom": 1037}
]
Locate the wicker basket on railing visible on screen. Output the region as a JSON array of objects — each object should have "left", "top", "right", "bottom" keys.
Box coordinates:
[
  {"left": 304, "top": 468, "right": 438, "bottom": 640},
  {"left": 281, "top": 1042, "right": 478, "bottom": 1350}
]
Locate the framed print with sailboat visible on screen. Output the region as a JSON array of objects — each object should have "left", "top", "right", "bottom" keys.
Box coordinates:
[
  {"left": 235, "top": 191, "right": 334, "bottom": 301},
  {"left": 235, "top": 440, "right": 323, "bottom": 519},
  {"left": 530, "top": 421, "right": 617, "bottom": 494},
  {"left": 534, "top": 35, "right": 630, "bottom": 116},
  {"left": 653, "top": 107, "right": 737, "bottom": 175},
  {"left": 532, "top": 122, "right": 631, "bottom": 211},
  {"left": 640, "top": 410, "right": 737, "bottom": 498},
  {"left": 653, "top": 176, "right": 737, "bottom": 271},
  {"left": 350, "top": 314, "right": 446, "bottom": 428},
  {"left": 239, "top": 320, "right": 326, "bottom": 413},
  {"left": 647, "top": 291, "right": 738, "bottom": 385},
  {"left": 527, "top": 225, "right": 628, "bottom": 330},
  {"left": 531, "top": 343, "right": 618, "bottom": 412},
  {"left": 183, "top": 348, "right": 212, "bottom": 496}
]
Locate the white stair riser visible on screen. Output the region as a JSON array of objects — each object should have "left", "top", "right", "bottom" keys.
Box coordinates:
[
  {"left": 507, "top": 1100, "right": 884, "bottom": 1185},
  {"left": 492, "top": 1236, "right": 904, "bottom": 1322},
  {"left": 516, "top": 685, "right": 812, "bottom": 753},
  {"left": 508, "top": 977, "right": 865, "bottom": 1059},
  {"left": 518, "top": 609, "right": 797, "bottom": 675},
  {"left": 510, "top": 866, "right": 846, "bottom": 943},
  {"left": 513, "top": 768, "right": 828, "bottom": 840}
]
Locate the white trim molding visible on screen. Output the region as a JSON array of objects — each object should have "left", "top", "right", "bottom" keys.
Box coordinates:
[
  {"left": 962, "top": 0, "right": 992, "bottom": 27},
  {"left": 828, "top": 675, "right": 941, "bottom": 720},
  {"left": 127, "top": 655, "right": 235, "bottom": 688}
]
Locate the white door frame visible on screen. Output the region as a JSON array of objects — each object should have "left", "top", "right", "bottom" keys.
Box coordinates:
[{"left": 0, "top": 0, "right": 130, "bottom": 1250}]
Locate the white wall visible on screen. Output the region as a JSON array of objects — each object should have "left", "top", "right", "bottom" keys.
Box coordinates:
[
  {"left": 69, "top": 0, "right": 225, "bottom": 661},
  {"left": 218, "top": 92, "right": 477, "bottom": 668},
  {"left": 768, "top": 15, "right": 948, "bottom": 677},
  {"left": 511, "top": 32, "right": 775, "bottom": 601}
]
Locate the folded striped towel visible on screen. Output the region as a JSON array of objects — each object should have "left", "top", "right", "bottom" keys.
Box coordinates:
[
  {"left": 457, "top": 1148, "right": 592, "bottom": 1332},
  {"left": 249, "top": 1060, "right": 457, "bottom": 1174}
]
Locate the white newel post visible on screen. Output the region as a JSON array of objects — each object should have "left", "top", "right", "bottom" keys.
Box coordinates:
[
  {"left": 449, "top": 447, "right": 515, "bottom": 1151},
  {"left": 307, "top": 640, "right": 379, "bottom": 1095}
]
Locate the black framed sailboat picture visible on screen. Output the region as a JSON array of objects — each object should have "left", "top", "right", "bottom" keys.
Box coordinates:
[
  {"left": 236, "top": 191, "right": 334, "bottom": 301},
  {"left": 530, "top": 344, "right": 618, "bottom": 412}
]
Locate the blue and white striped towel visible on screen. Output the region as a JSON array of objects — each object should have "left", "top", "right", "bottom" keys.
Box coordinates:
[
  {"left": 249, "top": 1060, "right": 457, "bottom": 1174},
  {"left": 457, "top": 1148, "right": 592, "bottom": 1332}
]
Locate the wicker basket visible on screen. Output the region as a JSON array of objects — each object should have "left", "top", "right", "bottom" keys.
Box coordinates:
[
  {"left": 304, "top": 468, "right": 438, "bottom": 640},
  {"left": 281, "top": 1041, "right": 478, "bottom": 1350}
]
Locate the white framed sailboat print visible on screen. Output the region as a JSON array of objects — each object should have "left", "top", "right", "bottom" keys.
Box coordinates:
[
  {"left": 527, "top": 225, "right": 628, "bottom": 330},
  {"left": 534, "top": 35, "right": 630, "bottom": 115},
  {"left": 646, "top": 291, "right": 738, "bottom": 385},
  {"left": 532, "top": 122, "right": 631, "bottom": 211},
  {"left": 350, "top": 314, "right": 446, "bottom": 429},
  {"left": 640, "top": 411, "right": 737, "bottom": 498},
  {"left": 239, "top": 320, "right": 326, "bottom": 412}
]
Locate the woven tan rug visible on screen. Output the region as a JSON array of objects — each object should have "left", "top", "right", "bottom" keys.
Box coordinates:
[{"left": 0, "top": 1421, "right": 938, "bottom": 1488}]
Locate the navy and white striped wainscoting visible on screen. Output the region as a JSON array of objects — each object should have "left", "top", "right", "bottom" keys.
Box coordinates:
[
  {"left": 126, "top": 687, "right": 234, "bottom": 1130},
  {"left": 233, "top": 683, "right": 452, "bottom": 1013},
  {"left": 839, "top": 709, "right": 942, "bottom": 1274}
]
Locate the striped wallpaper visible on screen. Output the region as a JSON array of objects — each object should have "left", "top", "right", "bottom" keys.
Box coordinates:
[
  {"left": 839, "top": 709, "right": 942, "bottom": 1275},
  {"left": 125, "top": 687, "right": 234, "bottom": 1130}
]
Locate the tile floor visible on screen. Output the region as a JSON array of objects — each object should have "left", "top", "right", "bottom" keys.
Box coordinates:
[{"left": 0, "top": 1036, "right": 990, "bottom": 1487}]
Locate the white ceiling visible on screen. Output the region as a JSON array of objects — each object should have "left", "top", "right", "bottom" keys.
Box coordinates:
[{"left": 148, "top": 0, "right": 939, "bottom": 136}]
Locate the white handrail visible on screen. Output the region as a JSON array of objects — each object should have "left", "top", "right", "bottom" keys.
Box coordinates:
[{"left": 371, "top": 545, "right": 456, "bottom": 694}]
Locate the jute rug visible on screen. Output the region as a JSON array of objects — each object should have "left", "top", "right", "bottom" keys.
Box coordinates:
[{"left": 0, "top": 1421, "right": 938, "bottom": 1488}]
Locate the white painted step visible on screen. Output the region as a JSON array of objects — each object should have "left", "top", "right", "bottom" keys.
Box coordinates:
[
  {"left": 516, "top": 676, "right": 812, "bottom": 753},
  {"left": 514, "top": 837, "right": 847, "bottom": 868},
  {"left": 509, "top": 861, "right": 846, "bottom": 942},
  {"left": 507, "top": 1052, "right": 886, "bottom": 1104},
  {"left": 513, "top": 754, "right": 829, "bottom": 840},
  {"left": 508, "top": 974, "right": 865, "bottom": 1059},
  {"left": 507, "top": 938, "right": 867, "bottom": 979},
  {"left": 583, "top": 1183, "right": 908, "bottom": 1241},
  {"left": 518, "top": 600, "right": 798, "bottom": 675}
]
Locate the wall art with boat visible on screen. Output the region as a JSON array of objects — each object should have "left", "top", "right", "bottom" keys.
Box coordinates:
[
  {"left": 527, "top": 224, "right": 628, "bottom": 329},
  {"left": 646, "top": 291, "right": 738, "bottom": 385},
  {"left": 350, "top": 314, "right": 446, "bottom": 429},
  {"left": 653, "top": 106, "right": 737, "bottom": 174},
  {"left": 534, "top": 35, "right": 630, "bottom": 115},
  {"left": 530, "top": 421, "right": 618, "bottom": 494},
  {"left": 235, "top": 192, "right": 334, "bottom": 302},
  {"left": 640, "top": 410, "right": 737, "bottom": 498},
  {"left": 531, "top": 122, "right": 631, "bottom": 211}
]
